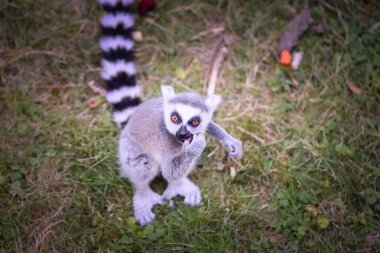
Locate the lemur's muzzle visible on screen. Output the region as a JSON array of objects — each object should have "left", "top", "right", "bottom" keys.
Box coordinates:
[{"left": 176, "top": 125, "right": 193, "bottom": 143}]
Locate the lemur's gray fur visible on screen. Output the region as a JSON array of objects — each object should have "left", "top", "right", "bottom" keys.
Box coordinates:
[
  {"left": 98, "top": 0, "right": 242, "bottom": 226},
  {"left": 119, "top": 86, "right": 242, "bottom": 225}
]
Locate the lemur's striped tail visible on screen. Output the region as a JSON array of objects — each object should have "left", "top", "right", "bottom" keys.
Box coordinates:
[{"left": 99, "top": 0, "right": 140, "bottom": 128}]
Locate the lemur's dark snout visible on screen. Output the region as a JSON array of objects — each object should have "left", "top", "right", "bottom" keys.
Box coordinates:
[{"left": 176, "top": 125, "right": 192, "bottom": 142}]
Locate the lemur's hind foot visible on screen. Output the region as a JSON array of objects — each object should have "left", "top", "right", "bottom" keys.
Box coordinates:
[
  {"left": 133, "top": 190, "right": 163, "bottom": 226},
  {"left": 163, "top": 177, "right": 202, "bottom": 207}
]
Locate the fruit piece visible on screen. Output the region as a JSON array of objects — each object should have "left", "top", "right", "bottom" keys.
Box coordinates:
[
  {"left": 280, "top": 50, "right": 292, "bottom": 66},
  {"left": 138, "top": 0, "right": 156, "bottom": 16}
]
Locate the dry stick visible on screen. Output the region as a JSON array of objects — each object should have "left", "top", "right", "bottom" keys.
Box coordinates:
[
  {"left": 34, "top": 220, "right": 63, "bottom": 250},
  {"left": 220, "top": 105, "right": 252, "bottom": 122},
  {"left": 277, "top": 9, "right": 312, "bottom": 54},
  {"left": 191, "top": 26, "right": 225, "bottom": 40},
  {"left": 87, "top": 80, "right": 106, "bottom": 97},
  {"left": 2, "top": 50, "right": 70, "bottom": 65},
  {"left": 144, "top": 18, "right": 174, "bottom": 36},
  {"left": 75, "top": 82, "right": 106, "bottom": 120},
  {"left": 237, "top": 126, "right": 266, "bottom": 144},
  {"left": 317, "top": 0, "right": 350, "bottom": 19},
  {"left": 204, "top": 37, "right": 228, "bottom": 96}
]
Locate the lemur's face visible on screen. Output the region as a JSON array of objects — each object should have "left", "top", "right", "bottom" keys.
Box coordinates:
[
  {"left": 161, "top": 86, "right": 221, "bottom": 143},
  {"left": 164, "top": 103, "right": 210, "bottom": 143}
]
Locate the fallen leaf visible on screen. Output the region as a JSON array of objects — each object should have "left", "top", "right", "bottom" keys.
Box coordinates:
[
  {"left": 211, "top": 26, "right": 225, "bottom": 35},
  {"left": 259, "top": 185, "right": 268, "bottom": 197},
  {"left": 364, "top": 232, "right": 380, "bottom": 245},
  {"left": 147, "top": 75, "right": 159, "bottom": 81},
  {"left": 344, "top": 72, "right": 362, "bottom": 95},
  {"left": 215, "top": 162, "right": 225, "bottom": 171},
  {"left": 317, "top": 217, "right": 330, "bottom": 229},
  {"left": 106, "top": 203, "right": 115, "bottom": 213},
  {"left": 87, "top": 99, "right": 103, "bottom": 109},
  {"left": 305, "top": 205, "right": 318, "bottom": 216},
  {"left": 174, "top": 67, "right": 190, "bottom": 80},
  {"left": 268, "top": 232, "right": 284, "bottom": 244},
  {"left": 252, "top": 185, "right": 268, "bottom": 198},
  {"left": 70, "top": 0, "right": 86, "bottom": 16},
  {"left": 321, "top": 179, "right": 330, "bottom": 188},
  {"left": 298, "top": 226, "right": 308, "bottom": 237},
  {"left": 51, "top": 87, "right": 61, "bottom": 97}
]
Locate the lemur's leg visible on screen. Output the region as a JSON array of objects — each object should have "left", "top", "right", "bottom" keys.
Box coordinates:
[
  {"left": 161, "top": 134, "right": 205, "bottom": 206},
  {"left": 119, "top": 138, "right": 162, "bottom": 226},
  {"left": 207, "top": 121, "right": 243, "bottom": 158}
]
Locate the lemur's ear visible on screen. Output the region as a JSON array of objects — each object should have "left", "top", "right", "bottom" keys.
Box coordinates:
[
  {"left": 161, "top": 85, "right": 175, "bottom": 100},
  {"left": 205, "top": 95, "right": 222, "bottom": 112}
]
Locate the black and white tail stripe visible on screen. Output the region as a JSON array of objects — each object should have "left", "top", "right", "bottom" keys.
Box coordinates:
[{"left": 99, "top": 0, "right": 140, "bottom": 127}]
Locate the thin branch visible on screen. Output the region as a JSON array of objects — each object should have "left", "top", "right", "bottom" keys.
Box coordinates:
[
  {"left": 317, "top": 0, "right": 350, "bottom": 19},
  {"left": 237, "top": 126, "right": 266, "bottom": 144},
  {"left": 204, "top": 37, "right": 228, "bottom": 96},
  {"left": 87, "top": 80, "right": 106, "bottom": 97}
]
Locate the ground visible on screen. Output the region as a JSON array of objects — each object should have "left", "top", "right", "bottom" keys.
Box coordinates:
[{"left": 1, "top": 0, "right": 380, "bottom": 252}]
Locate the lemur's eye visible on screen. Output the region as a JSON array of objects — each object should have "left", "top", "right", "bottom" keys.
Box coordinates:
[
  {"left": 191, "top": 119, "right": 200, "bottom": 126},
  {"left": 171, "top": 113, "right": 181, "bottom": 123},
  {"left": 189, "top": 117, "right": 201, "bottom": 127},
  {"left": 171, "top": 115, "right": 179, "bottom": 122}
]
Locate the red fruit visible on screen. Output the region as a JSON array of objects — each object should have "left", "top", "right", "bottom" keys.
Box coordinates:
[{"left": 138, "top": 0, "right": 156, "bottom": 16}]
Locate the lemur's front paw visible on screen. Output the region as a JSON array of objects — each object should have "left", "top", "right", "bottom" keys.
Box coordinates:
[
  {"left": 224, "top": 136, "right": 243, "bottom": 159},
  {"left": 183, "top": 134, "right": 206, "bottom": 156},
  {"left": 133, "top": 190, "right": 163, "bottom": 226}
]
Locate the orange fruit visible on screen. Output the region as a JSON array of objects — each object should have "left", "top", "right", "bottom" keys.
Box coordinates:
[{"left": 280, "top": 50, "right": 292, "bottom": 66}]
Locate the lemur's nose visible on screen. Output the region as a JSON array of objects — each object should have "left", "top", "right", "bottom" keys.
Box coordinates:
[
  {"left": 178, "top": 132, "right": 187, "bottom": 138},
  {"left": 176, "top": 125, "right": 189, "bottom": 139}
]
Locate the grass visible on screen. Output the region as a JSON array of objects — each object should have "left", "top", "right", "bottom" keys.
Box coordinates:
[{"left": 1, "top": 0, "right": 380, "bottom": 252}]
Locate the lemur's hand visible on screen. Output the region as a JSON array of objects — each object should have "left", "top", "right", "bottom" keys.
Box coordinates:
[
  {"left": 183, "top": 134, "right": 206, "bottom": 157},
  {"left": 223, "top": 136, "right": 243, "bottom": 159}
]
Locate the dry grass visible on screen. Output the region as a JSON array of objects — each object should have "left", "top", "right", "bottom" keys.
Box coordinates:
[{"left": 1, "top": 0, "right": 380, "bottom": 252}]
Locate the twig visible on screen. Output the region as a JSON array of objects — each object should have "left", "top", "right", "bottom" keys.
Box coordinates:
[
  {"left": 277, "top": 9, "right": 312, "bottom": 54},
  {"left": 220, "top": 105, "right": 252, "bottom": 122},
  {"left": 87, "top": 80, "right": 106, "bottom": 97},
  {"left": 144, "top": 18, "right": 174, "bottom": 36},
  {"left": 0, "top": 49, "right": 68, "bottom": 59},
  {"left": 75, "top": 107, "right": 91, "bottom": 120},
  {"left": 191, "top": 26, "right": 225, "bottom": 40},
  {"left": 370, "top": 22, "right": 380, "bottom": 32},
  {"left": 204, "top": 37, "right": 228, "bottom": 96},
  {"left": 237, "top": 126, "right": 265, "bottom": 144},
  {"left": 166, "top": 3, "right": 204, "bottom": 14},
  {"left": 38, "top": 83, "right": 80, "bottom": 89},
  {"left": 207, "top": 145, "right": 220, "bottom": 158},
  {"left": 35, "top": 220, "right": 63, "bottom": 250},
  {"left": 229, "top": 157, "right": 243, "bottom": 168},
  {"left": 317, "top": 0, "right": 350, "bottom": 19},
  {"left": 1, "top": 49, "right": 71, "bottom": 66},
  {"left": 251, "top": 64, "right": 260, "bottom": 84}
]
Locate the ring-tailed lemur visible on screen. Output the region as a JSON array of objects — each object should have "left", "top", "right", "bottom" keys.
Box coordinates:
[{"left": 99, "top": 0, "right": 242, "bottom": 226}]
